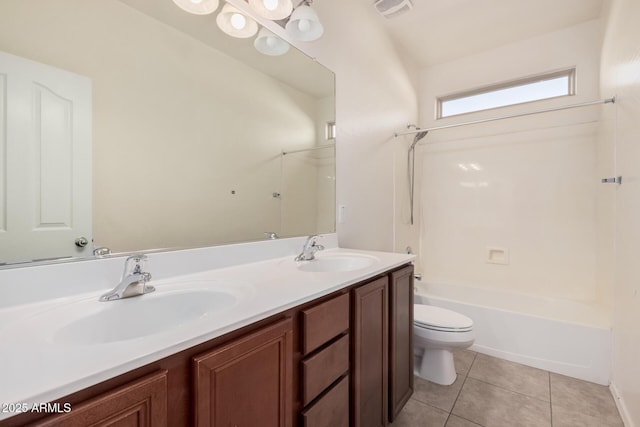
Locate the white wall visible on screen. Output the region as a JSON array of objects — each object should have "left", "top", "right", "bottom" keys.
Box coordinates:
[
  {"left": 600, "top": 0, "right": 640, "bottom": 424},
  {"left": 293, "top": 0, "right": 419, "bottom": 252},
  {"left": 414, "top": 20, "right": 613, "bottom": 305},
  {"left": 0, "top": 0, "right": 328, "bottom": 253}
]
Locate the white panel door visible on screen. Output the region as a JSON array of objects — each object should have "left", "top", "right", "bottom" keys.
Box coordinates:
[{"left": 0, "top": 50, "right": 91, "bottom": 264}]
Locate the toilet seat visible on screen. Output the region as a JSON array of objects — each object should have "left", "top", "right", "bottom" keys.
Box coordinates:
[{"left": 414, "top": 305, "right": 473, "bottom": 332}]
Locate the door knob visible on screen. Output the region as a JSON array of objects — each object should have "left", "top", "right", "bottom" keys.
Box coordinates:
[{"left": 75, "top": 237, "right": 89, "bottom": 248}]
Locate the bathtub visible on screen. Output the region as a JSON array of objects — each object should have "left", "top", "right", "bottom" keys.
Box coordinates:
[{"left": 414, "top": 281, "right": 612, "bottom": 385}]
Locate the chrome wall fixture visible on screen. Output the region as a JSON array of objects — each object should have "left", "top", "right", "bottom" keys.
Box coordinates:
[{"left": 172, "top": 0, "right": 324, "bottom": 56}]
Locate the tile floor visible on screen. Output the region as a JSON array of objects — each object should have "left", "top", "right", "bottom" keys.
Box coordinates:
[{"left": 391, "top": 350, "right": 624, "bottom": 427}]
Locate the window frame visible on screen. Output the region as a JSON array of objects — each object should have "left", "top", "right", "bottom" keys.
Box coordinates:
[{"left": 436, "top": 68, "right": 576, "bottom": 120}]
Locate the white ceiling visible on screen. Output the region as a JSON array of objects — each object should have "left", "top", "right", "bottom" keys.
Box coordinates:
[{"left": 374, "top": 0, "right": 607, "bottom": 67}]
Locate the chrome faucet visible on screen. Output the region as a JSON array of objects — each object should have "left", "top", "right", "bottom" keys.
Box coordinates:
[
  {"left": 295, "top": 235, "right": 325, "bottom": 261},
  {"left": 99, "top": 255, "right": 155, "bottom": 302}
]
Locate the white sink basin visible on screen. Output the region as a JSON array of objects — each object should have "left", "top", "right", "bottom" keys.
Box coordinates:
[
  {"left": 53, "top": 289, "right": 237, "bottom": 345},
  {"left": 297, "top": 254, "right": 378, "bottom": 272}
]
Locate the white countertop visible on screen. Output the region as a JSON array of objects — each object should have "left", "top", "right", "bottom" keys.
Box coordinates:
[{"left": 0, "top": 244, "right": 413, "bottom": 421}]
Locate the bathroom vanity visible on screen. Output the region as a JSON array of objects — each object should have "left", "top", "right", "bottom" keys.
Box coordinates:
[{"left": 0, "top": 244, "right": 414, "bottom": 427}]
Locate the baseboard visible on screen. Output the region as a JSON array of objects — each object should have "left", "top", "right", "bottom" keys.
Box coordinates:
[
  {"left": 610, "top": 381, "right": 635, "bottom": 427},
  {"left": 470, "top": 344, "right": 609, "bottom": 385}
]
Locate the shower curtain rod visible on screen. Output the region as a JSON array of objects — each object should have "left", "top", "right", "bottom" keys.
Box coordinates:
[
  {"left": 393, "top": 97, "right": 616, "bottom": 138},
  {"left": 281, "top": 143, "right": 335, "bottom": 155}
]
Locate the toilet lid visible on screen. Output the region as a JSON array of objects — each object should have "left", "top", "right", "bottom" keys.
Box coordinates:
[{"left": 414, "top": 305, "right": 473, "bottom": 332}]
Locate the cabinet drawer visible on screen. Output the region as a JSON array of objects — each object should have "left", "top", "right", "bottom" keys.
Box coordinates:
[
  {"left": 301, "top": 293, "right": 349, "bottom": 355},
  {"left": 302, "top": 333, "right": 349, "bottom": 406},
  {"left": 301, "top": 375, "right": 349, "bottom": 427}
]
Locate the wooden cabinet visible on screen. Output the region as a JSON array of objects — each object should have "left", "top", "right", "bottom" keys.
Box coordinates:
[
  {"left": 301, "top": 333, "right": 349, "bottom": 407},
  {"left": 300, "top": 375, "right": 349, "bottom": 427},
  {"left": 30, "top": 371, "right": 168, "bottom": 427},
  {"left": 352, "top": 276, "right": 389, "bottom": 427},
  {"left": 300, "top": 293, "right": 349, "bottom": 355},
  {"left": 192, "top": 318, "right": 293, "bottom": 427},
  {"left": 3, "top": 263, "right": 413, "bottom": 427},
  {"left": 389, "top": 265, "right": 414, "bottom": 422},
  {"left": 299, "top": 293, "right": 350, "bottom": 427}
]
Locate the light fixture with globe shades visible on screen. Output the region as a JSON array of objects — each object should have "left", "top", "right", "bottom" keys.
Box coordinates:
[
  {"left": 172, "top": 0, "right": 323, "bottom": 56},
  {"left": 216, "top": 3, "right": 259, "bottom": 38},
  {"left": 248, "top": 0, "right": 294, "bottom": 20},
  {"left": 285, "top": 1, "right": 324, "bottom": 42},
  {"left": 254, "top": 27, "right": 291, "bottom": 56},
  {"left": 172, "top": 0, "right": 220, "bottom": 15}
]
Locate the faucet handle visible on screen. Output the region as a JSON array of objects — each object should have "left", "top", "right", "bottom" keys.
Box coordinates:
[
  {"left": 310, "top": 235, "right": 324, "bottom": 248},
  {"left": 124, "top": 254, "right": 148, "bottom": 274},
  {"left": 306, "top": 234, "right": 320, "bottom": 244}
]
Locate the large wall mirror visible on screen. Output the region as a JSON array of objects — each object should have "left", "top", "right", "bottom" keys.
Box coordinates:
[{"left": 0, "top": 0, "right": 335, "bottom": 266}]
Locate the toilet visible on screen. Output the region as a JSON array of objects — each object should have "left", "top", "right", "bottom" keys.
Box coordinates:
[{"left": 413, "top": 304, "right": 475, "bottom": 385}]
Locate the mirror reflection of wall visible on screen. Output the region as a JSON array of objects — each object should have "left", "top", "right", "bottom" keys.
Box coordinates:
[
  {"left": 0, "top": 0, "right": 335, "bottom": 265},
  {"left": 281, "top": 144, "right": 335, "bottom": 237}
]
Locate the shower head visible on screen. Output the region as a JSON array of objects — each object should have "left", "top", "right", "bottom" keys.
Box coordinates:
[{"left": 409, "top": 129, "right": 428, "bottom": 150}]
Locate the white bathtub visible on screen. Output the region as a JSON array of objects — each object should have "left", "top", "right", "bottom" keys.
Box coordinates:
[{"left": 414, "top": 282, "right": 612, "bottom": 385}]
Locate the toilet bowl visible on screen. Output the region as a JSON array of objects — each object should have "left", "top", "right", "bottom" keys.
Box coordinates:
[{"left": 413, "top": 304, "right": 474, "bottom": 385}]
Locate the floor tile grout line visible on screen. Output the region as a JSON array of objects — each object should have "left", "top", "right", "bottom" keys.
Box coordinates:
[
  {"left": 465, "top": 363, "right": 552, "bottom": 402},
  {"left": 449, "top": 352, "right": 487, "bottom": 426},
  {"left": 447, "top": 351, "right": 478, "bottom": 423},
  {"left": 405, "top": 352, "right": 622, "bottom": 427},
  {"left": 402, "top": 397, "right": 457, "bottom": 426},
  {"left": 456, "top": 415, "right": 485, "bottom": 427},
  {"left": 549, "top": 372, "right": 554, "bottom": 426},
  {"left": 467, "top": 376, "right": 552, "bottom": 405}
]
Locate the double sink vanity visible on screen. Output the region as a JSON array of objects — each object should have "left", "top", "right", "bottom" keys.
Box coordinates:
[{"left": 0, "top": 235, "right": 415, "bottom": 426}]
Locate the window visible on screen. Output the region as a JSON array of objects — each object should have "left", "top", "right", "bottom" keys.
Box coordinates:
[{"left": 437, "top": 69, "right": 575, "bottom": 119}]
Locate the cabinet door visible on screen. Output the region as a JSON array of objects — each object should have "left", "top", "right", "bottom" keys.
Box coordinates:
[
  {"left": 352, "top": 277, "right": 388, "bottom": 427},
  {"left": 389, "top": 266, "right": 414, "bottom": 422},
  {"left": 193, "top": 318, "right": 293, "bottom": 427},
  {"left": 30, "top": 370, "right": 168, "bottom": 427}
]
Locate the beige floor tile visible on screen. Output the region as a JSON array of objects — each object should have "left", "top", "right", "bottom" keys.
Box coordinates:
[
  {"left": 390, "top": 398, "right": 449, "bottom": 427},
  {"left": 454, "top": 349, "right": 477, "bottom": 376},
  {"left": 452, "top": 377, "right": 551, "bottom": 427},
  {"left": 552, "top": 404, "right": 624, "bottom": 427},
  {"left": 468, "top": 354, "right": 550, "bottom": 401},
  {"left": 412, "top": 374, "right": 465, "bottom": 412},
  {"left": 445, "top": 414, "right": 483, "bottom": 427},
  {"left": 550, "top": 373, "right": 623, "bottom": 426},
  {"left": 400, "top": 356, "right": 624, "bottom": 427}
]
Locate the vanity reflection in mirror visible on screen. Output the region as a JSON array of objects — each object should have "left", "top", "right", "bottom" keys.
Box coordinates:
[{"left": 0, "top": 0, "right": 335, "bottom": 266}]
